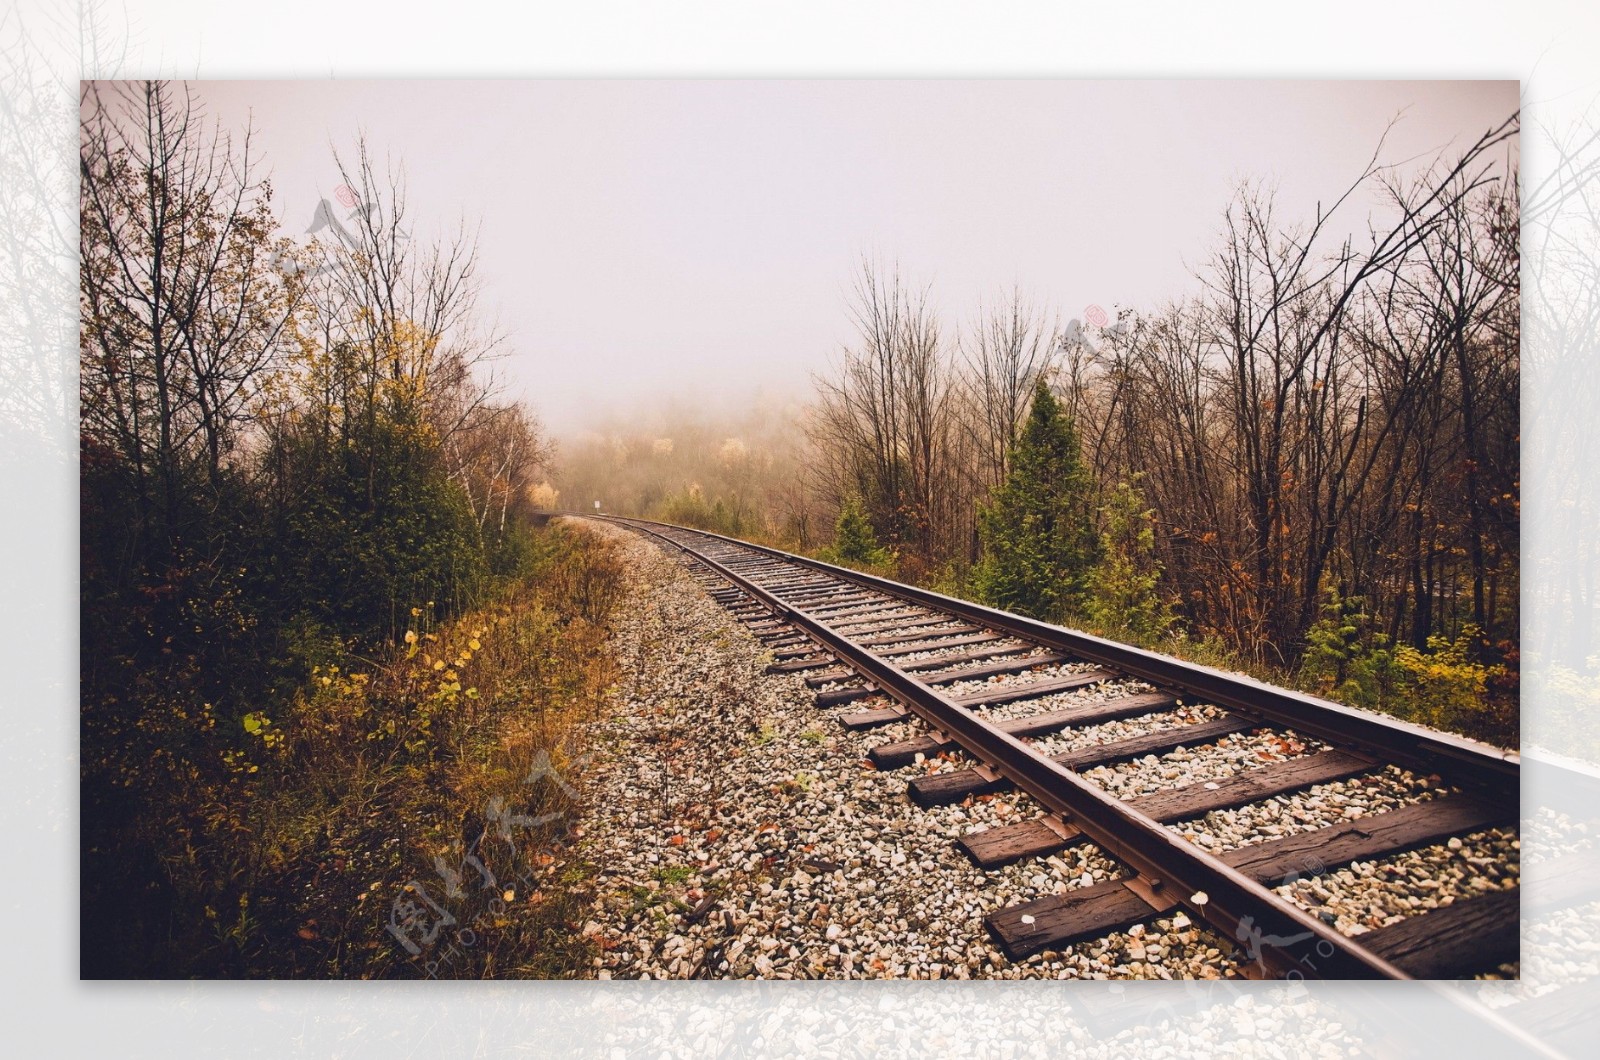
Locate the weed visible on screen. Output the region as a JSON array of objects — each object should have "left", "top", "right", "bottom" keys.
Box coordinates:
[
  {"left": 653, "top": 864, "right": 694, "bottom": 887},
  {"left": 779, "top": 771, "right": 817, "bottom": 795},
  {"left": 81, "top": 520, "right": 628, "bottom": 978}
]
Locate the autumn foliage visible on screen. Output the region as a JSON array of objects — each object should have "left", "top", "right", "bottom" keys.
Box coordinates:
[{"left": 79, "top": 82, "right": 593, "bottom": 977}]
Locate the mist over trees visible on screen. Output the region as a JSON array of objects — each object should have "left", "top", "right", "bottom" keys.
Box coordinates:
[
  {"left": 564, "top": 113, "right": 1520, "bottom": 740},
  {"left": 553, "top": 396, "right": 816, "bottom": 541},
  {"left": 75, "top": 79, "right": 1525, "bottom": 979},
  {"left": 80, "top": 81, "right": 553, "bottom": 683}
]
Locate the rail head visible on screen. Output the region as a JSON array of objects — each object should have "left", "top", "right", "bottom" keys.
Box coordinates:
[
  {"left": 577, "top": 512, "right": 1517, "bottom": 804},
  {"left": 605, "top": 514, "right": 1424, "bottom": 980}
]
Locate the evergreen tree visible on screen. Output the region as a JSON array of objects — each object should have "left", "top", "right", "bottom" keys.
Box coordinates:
[
  {"left": 1300, "top": 579, "right": 1395, "bottom": 709},
  {"left": 822, "top": 493, "right": 892, "bottom": 570},
  {"left": 1086, "top": 475, "right": 1173, "bottom": 640},
  {"left": 972, "top": 380, "right": 1097, "bottom": 620}
]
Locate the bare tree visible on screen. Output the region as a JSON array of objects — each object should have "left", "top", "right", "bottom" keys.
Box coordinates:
[
  {"left": 446, "top": 402, "right": 555, "bottom": 545},
  {"left": 80, "top": 80, "right": 298, "bottom": 544},
  {"left": 810, "top": 259, "right": 963, "bottom": 568},
  {"left": 318, "top": 137, "right": 504, "bottom": 461},
  {"left": 1170, "top": 117, "right": 1521, "bottom": 660},
  {"left": 958, "top": 288, "right": 1058, "bottom": 492}
]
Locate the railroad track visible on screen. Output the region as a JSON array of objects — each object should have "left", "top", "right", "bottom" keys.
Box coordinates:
[{"left": 590, "top": 514, "right": 1523, "bottom": 982}]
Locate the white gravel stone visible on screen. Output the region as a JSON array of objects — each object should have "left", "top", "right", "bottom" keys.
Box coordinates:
[
  {"left": 558, "top": 522, "right": 1522, "bottom": 985},
  {"left": 563, "top": 524, "right": 1244, "bottom": 980}
]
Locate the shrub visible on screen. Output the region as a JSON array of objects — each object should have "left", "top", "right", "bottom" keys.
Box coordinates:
[
  {"left": 1393, "top": 625, "right": 1510, "bottom": 739},
  {"left": 80, "top": 520, "right": 626, "bottom": 978},
  {"left": 1299, "top": 581, "right": 1398, "bottom": 710},
  {"left": 652, "top": 486, "right": 752, "bottom": 538},
  {"left": 817, "top": 493, "right": 894, "bottom": 573},
  {"left": 1084, "top": 476, "right": 1173, "bottom": 642}
]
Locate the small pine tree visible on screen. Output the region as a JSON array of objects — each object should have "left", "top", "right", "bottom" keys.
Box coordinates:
[
  {"left": 1085, "top": 476, "right": 1172, "bottom": 641},
  {"left": 1300, "top": 579, "right": 1394, "bottom": 709},
  {"left": 822, "top": 493, "right": 892, "bottom": 570},
  {"left": 972, "top": 380, "right": 1098, "bottom": 621}
]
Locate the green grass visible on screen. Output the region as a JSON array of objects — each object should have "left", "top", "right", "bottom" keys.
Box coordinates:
[{"left": 653, "top": 864, "right": 694, "bottom": 886}]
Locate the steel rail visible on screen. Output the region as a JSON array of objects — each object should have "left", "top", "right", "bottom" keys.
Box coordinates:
[
  {"left": 592, "top": 514, "right": 1517, "bottom": 804},
  {"left": 608, "top": 515, "right": 1415, "bottom": 980}
]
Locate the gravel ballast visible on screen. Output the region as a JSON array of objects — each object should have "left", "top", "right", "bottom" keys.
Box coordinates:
[
  {"left": 564, "top": 523, "right": 1521, "bottom": 982},
  {"left": 569, "top": 524, "right": 1244, "bottom": 980}
]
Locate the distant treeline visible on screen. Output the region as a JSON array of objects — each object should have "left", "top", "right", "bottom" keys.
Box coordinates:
[
  {"left": 565, "top": 115, "right": 1521, "bottom": 741},
  {"left": 554, "top": 398, "right": 813, "bottom": 541}
]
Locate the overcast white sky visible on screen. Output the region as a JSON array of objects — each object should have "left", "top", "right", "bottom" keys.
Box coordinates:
[{"left": 194, "top": 79, "right": 1517, "bottom": 434}]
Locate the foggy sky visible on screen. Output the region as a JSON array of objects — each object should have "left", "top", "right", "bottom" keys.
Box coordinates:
[{"left": 194, "top": 80, "right": 1518, "bottom": 434}]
